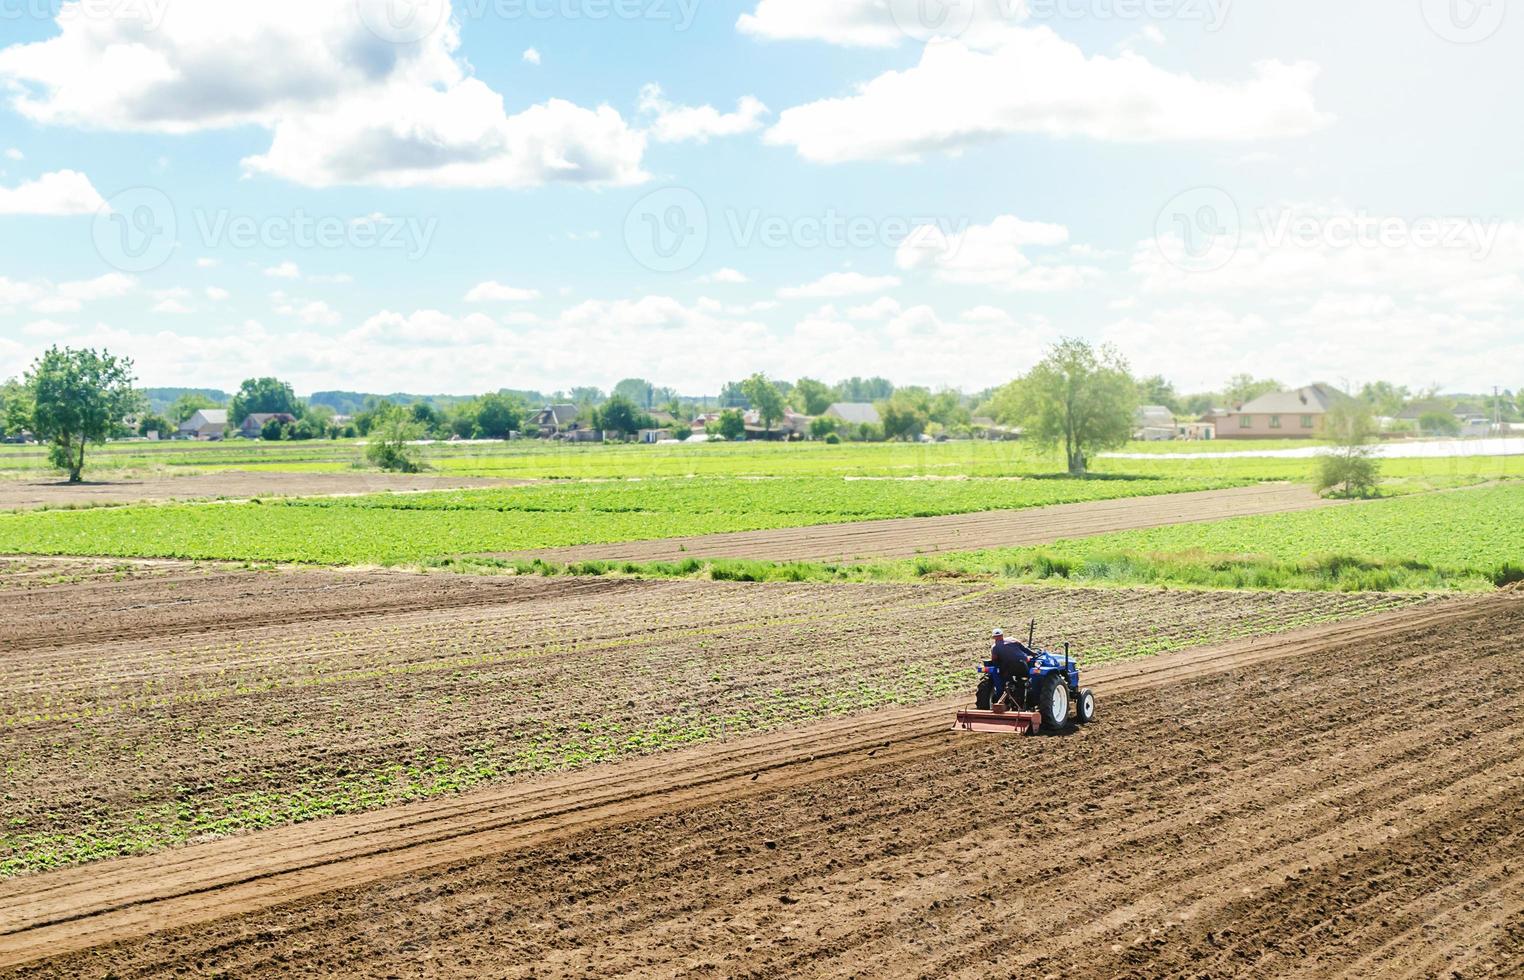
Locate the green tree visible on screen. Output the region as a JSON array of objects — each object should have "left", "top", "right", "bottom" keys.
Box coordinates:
[
  {"left": 612, "top": 378, "right": 656, "bottom": 408},
  {"left": 0, "top": 378, "right": 24, "bottom": 438},
  {"left": 992, "top": 338, "right": 1137, "bottom": 476},
  {"left": 741, "top": 374, "right": 785, "bottom": 432},
  {"left": 879, "top": 389, "right": 931, "bottom": 441},
  {"left": 1223, "top": 373, "right": 1282, "bottom": 408},
  {"left": 1359, "top": 381, "right": 1410, "bottom": 418},
  {"left": 809, "top": 416, "right": 838, "bottom": 440},
  {"left": 474, "top": 393, "right": 523, "bottom": 440},
  {"left": 169, "top": 392, "right": 222, "bottom": 425},
  {"left": 1138, "top": 375, "right": 1181, "bottom": 413},
  {"left": 713, "top": 408, "right": 746, "bottom": 440},
  {"left": 1419, "top": 411, "right": 1461, "bottom": 437},
  {"left": 835, "top": 376, "right": 894, "bottom": 402},
  {"left": 137, "top": 413, "right": 172, "bottom": 438},
  {"left": 1317, "top": 400, "right": 1381, "bottom": 498},
  {"left": 791, "top": 377, "right": 834, "bottom": 416},
  {"left": 595, "top": 394, "right": 647, "bottom": 439},
  {"left": 230, "top": 377, "right": 302, "bottom": 427},
  {"left": 365, "top": 403, "right": 424, "bottom": 472},
  {"left": 16, "top": 347, "right": 142, "bottom": 483}
]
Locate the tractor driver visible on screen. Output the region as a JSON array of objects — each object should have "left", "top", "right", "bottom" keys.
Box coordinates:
[{"left": 982, "top": 628, "right": 1035, "bottom": 707}]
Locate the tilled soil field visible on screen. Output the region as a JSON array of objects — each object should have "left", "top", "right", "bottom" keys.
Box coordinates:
[
  {"left": 0, "top": 472, "right": 529, "bottom": 511},
  {"left": 1, "top": 590, "right": 1518, "bottom": 977},
  {"left": 514, "top": 483, "right": 1334, "bottom": 562},
  {"left": 0, "top": 559, "right": 1426, "bottom": 876}
]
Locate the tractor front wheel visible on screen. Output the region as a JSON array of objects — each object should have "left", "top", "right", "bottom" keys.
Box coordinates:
[
  {"left": 1039, "top": 676, "right": 1071, "bottom": 732},
  {"left": 1076, "top": 688, "right": 1097, "bottom": 725}
]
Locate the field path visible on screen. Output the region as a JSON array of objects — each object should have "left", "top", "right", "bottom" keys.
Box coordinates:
[
  {"left": 510, "top": 482, "right": 1335, "bottom": 563},
  {"left": 0, "top": 472, "right": 534, "bottom": 511},
  {"left": 1, "top": 589, "right": 1513, "bottom": 975}
]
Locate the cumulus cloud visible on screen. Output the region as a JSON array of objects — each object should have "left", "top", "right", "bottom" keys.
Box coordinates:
[
  {"left": 264, "top": 261, "right": 301, "bottom": 279},
  {"left": 0, "top": 1, "right": 648, "bottom": 190},
  {"left": 0, "top": 169, "right": 105, "bottom": 215},
  {"left": 638, "top": 84, "right": 769, "bottom": 144},
  {"left": 738, "top": 0, "right": 1023, "bottom": 49},
  {"left": 523, "top": 47, "right": 542, "bottom": 65},
  {"left": 275, "top": 298, "right": 342, "bottom": 326},
  {"left": 698, "top": 267, "right": 750, "bottom": 284},
  {"left": 465, "top": 281, "right": 542, "bottom": 302},
  {"left": 778, "top": 271, "right": 901, "bottom": 299},
  {"left": 767, "top": 29, "right": 1330, "bottom": 163},
  {"left": 897, "top": 214, "right": 1100, "bottom": 291}
]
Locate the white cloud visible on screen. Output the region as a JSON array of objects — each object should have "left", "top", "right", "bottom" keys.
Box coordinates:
[
  {"left": 276, "top": 298, "right": 342, "bottom": 326},
  {"left": 4, "top": 148, "right": 22, "bottom": 161},
  {"left": 698, "top": 267, "right": 750, "bottom": 284},
  {"left": 153, "top": 297, "right": 194, "bottom": 314},
  {"left": 738, "top": 0, "right": 1023, "bottom": 49},
  {"left": 767, "top": 29, "right": 1330, "bottom": 164},
  {"left": 465, "top": 281, "right": 542, "bottom": 302},
  {"left": 206, "top": 286, "right": 230, "bottom": 301},
  {"left": 523, "top": 47, "right": 542, "bottom": 65},
  {"left": 638, "top": 84, "right": 768, "bottom": 144},
  {"left": 196, "top": 257, "right": 220, "bottom": 268},
  {"left": 897, "top": 214, "right": 1099, "bottom": 291},
  {"left": 0, "top": 1, "right": 648, "bottom": 191},
  {"left": 264, "top": 261, "right": 301, "bottom": 279},
  {"left": 0, "top": 169, "right": 104, "bottom": 215},
  {"left": 779, "top": 271, "right": 901, "bottom": 299},
  {"left": 27, "top": 272, "right": 137, "bottom": 313},
  {"left": 846, "top": 296, "right": 903, "bottom": 320}
]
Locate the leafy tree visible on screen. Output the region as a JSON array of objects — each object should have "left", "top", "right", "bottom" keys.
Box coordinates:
[
  {"left": 169, "top": 392, "right": 222, "bottom": 425},
  {"left": 1223, "top": 373, "right": 1282, "bottom": 408},
  {"left": 409, "top": 402, "right": 442, "bottom": 434},
  {"left": 1138, "top": 375, "right": 1181, "bottom": 413},
  {"left": 1359, "top": 381, "right": 1410, "bottom": 418},
  {"left": 16, "top": 347, "right": 142, "bottom": 483},
  {"left": 835, "top": 376, "right": 894, "bottom": 402},
  {"left": 992, "top": 338, "right": 1137, "bottom": 476},
  {"left": 1317, "top": 400, "right": 1381, "bottom": 498},
  {"left": 594, "top": 394, "right": 647, "bottom": 439},
  {"left": 230, "top": 377, "right": 302, "bottom": 426},
  {"left": 927, "top": 389, "right": 969, "bottom": 427},
  {"left": 474, "top": 393, "right": 523, "bottom": 440},
  {"left": 809, "top": 416, "right": 838, "bottom": 440},
  {"left": 718, "top": 381, "right": 749, "bottom": 409},
  {"left": 0, "top": 378, "right": 22, "bottom": 438},
  {"left": 612, "top": 378, "right": 656, "bottom": 408},
  {"left": 879, "top": 389, "right": 931, "bottom": 441},
  {"left": 260, "top": 417, "right": 290, "bottom": 441},
  {"left": 713, "top": 409, "right": 746, "bottom": 440},
  {"left": 741, "top": 374, "right": 785, "bottom": 432},
  {"left": 365, "top": 403, "right": 424, "bottom": 472},
  {"left": 568, "top": 386, "right": 605, "bottom": 406},
  {"left": 137, "top": 413, "right": 172, "bottom": 438},
  {"left": 1419, "top": 411, "right": 1462, "bottom": 437},
  {"left": 791, "top": 377, "right": 833, "bottom": 416}
]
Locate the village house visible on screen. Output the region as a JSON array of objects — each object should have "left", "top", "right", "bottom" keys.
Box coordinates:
[
  {"left": 530, "top": 403, "right": 580, "bottom": 438},
  {"left": 1133, "top": 405, "right": 1176, "bottom": 441},
  {"left": 1215, "top": 384, "right": 1348, "bottom": 439},
  {"left": 178, "top": 409, "right": 228, "bottom": 440},
  {"left": 239, "top": 413, "right": 297, "bottom": 438}
]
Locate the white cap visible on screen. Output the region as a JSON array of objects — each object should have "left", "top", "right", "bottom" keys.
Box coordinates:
[{"left": 992, "top": 628, "right": 1004, "bottom": 637}]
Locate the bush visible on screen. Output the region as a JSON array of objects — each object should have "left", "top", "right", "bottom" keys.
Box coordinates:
[
  {"left": 365, "top": 406, "right": 425, "bottom": 473},
  {"left": 823, "top": 432, "right": 841, "bottom": 445}
]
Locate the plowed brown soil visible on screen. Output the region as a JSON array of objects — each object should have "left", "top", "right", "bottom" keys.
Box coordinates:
[
  {"left": 515, "top": 483, "right": 1335, "bottom": 562},
  {"left": 3, "top": 590, "right": 1519, "bottom": 977},
  {"left": 0, "top": 472, "right": 530, "bottom": 511}
]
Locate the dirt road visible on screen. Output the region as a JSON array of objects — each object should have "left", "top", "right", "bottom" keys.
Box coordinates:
[
  {"left": 0, "top": 472, "right": 530, "bottom": 511},
  {"left": 518, "top": 483, "right": 1335, "bottom": 563},
  {"left": 3, "top": 589, "right": 1518, "bottom": 977}
]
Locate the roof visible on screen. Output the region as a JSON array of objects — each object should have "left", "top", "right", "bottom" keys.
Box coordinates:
[
  {"left": 536, "top": 403, "right": 579, "bottom": 425},
  {"left": 1235, "top": 384, "right": 1348, "bottom": 416},
  {"left": 185, "top": 409, "right": 228, "bottom": 426},
  {"left": 1136, "top": 405, "right": 1174, "bottom": 426},
  {"left": 826, "top": 402, "right": 881, "bottom": 425},
  {"left": 244, "top": 413, "right": 296, "bottom": 426}
]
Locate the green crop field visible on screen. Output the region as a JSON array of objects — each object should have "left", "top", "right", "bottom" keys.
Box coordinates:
[
  {"left": 0, "top": 474, "right": 1237, "bottom": 565},
  {"left": 531, "top": 483, "right": 1521, "bottom": 593}
]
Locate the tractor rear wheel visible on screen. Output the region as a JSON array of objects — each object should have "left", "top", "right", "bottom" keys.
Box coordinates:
[
  {"left": 1039, "top": 676, "right": 1071, "bottom": 732},
  {"left": 976, "top": 676, "right": 995, "bottom": 710},
  {"left": 1076, "top": 688, "right": 1097, "bottom": 724}
]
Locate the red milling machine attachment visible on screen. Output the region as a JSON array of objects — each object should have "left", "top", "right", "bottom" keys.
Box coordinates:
[{"left": 952, "top": 705, "right": 1043, "bottom": 735}]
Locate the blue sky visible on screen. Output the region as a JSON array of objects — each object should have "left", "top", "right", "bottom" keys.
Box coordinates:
[{"left": 0, "top": 0, "right": 1519, "bottom": 397}]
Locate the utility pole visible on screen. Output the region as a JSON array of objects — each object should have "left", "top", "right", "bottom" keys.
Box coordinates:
[{"left": 1496, "top": 386, "right": 1503, "bottom": 436}]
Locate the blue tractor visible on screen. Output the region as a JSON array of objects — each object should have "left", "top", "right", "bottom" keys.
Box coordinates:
[{"left": 956, "top": 620, "right": 1096, "bottom": 735}]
